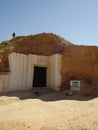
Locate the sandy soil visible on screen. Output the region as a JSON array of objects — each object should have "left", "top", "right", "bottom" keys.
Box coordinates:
[{"left": 0, "top": 91, "right": 98, "bottom": 130}]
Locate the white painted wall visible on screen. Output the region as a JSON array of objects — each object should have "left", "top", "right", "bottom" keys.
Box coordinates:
[
  {"left": 0, "top": 53, "right": 62, "bottom": 93},
  {"left": 47, "top": 54, "right": 62, "bottom": 91},
  {"left": 0, "top": 73, "right": 10, "bottom": 92}
]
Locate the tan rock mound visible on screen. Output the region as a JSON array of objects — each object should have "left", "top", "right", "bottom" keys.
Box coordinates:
[{"left": 0, "top": 33, "right": 73, "bottom": 71}]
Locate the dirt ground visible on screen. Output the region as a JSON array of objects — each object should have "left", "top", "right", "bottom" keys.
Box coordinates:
[{"left": 0, "top": 91, "right": 98, "bottom": 130}]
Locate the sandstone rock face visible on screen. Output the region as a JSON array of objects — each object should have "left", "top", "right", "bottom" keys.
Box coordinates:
[{"left": 61, "top": 45, "right": 98, "bottom": 96}]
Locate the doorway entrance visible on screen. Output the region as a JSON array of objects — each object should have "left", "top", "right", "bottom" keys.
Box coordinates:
[{"left": 33, "top": 66, "right": 47, "bottom": 87}]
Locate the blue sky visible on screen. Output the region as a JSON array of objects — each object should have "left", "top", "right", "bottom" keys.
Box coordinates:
[{"left": 0, "top": 0, "right": 98, "bottom": 45}]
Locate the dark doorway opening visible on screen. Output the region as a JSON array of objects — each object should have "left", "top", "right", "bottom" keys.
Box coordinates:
[{"left": 33, "top": 66, "right": 47, "bottom": 87}]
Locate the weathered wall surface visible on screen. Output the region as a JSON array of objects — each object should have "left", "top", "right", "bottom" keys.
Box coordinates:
[
  {"left": 0, "top": 53, "right": 61, "bottom": 93},
  {"left": 1, "top": 45, "right": 98, "bottom": 96},
  {"left": 47, "top": 54, "right": 61, "bottom": 91},
  {"left": 61, "top": 45, "right": 98, "bottom": 95},
  {"left": 0, "top": 73, "right": 10, "bottom": 92},
  {"left": 80, "top": 80, "right": 98, "bottom": 96}
]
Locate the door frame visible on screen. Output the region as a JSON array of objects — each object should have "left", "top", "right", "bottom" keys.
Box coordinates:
[{"left": 32, "top": 65, "right": 47, "bottom": 88}]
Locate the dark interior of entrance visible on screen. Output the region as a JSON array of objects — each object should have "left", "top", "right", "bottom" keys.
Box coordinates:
[{"left": 33, "top": 66, "right": 47, "bottom": 87}]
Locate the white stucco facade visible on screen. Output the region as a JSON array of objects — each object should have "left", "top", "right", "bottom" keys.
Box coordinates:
[{"left": 0, "top": 53, "right": 62, "bottom": 93}]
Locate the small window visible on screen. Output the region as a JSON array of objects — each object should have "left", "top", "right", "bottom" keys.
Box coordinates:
[
  {"left": 72, "top": 82, "right": 79, "bottom": 87},
  {"left": 70, "top": 80, "right": 80, "bottom": 91}
]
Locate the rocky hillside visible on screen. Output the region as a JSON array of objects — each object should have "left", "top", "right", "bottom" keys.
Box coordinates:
[{"left": 0, "top": 33, "right": 72, "bottom": 71}]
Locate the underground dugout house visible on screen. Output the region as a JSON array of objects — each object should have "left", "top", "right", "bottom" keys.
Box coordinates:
[{"left": 0, "top": 33, "right": 98, "bottom": 96}]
